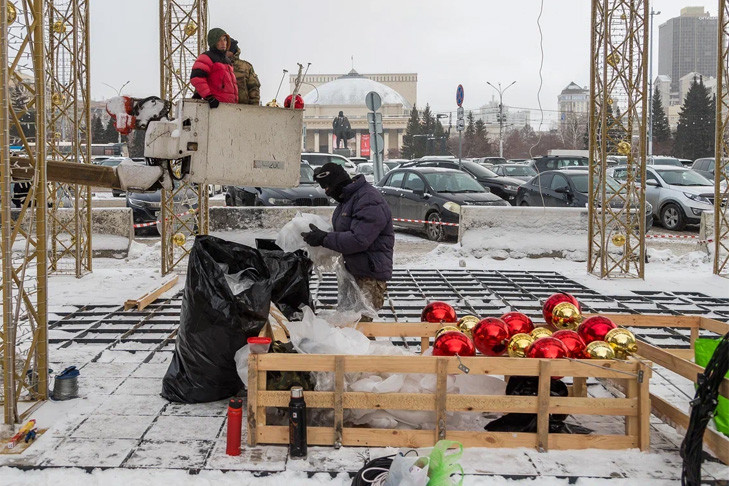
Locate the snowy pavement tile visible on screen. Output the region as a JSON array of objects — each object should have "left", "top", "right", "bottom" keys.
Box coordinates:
[
  {"left": 146, "top": 351, "right": 174, "bottom": 365},
  {"left": 616, "top": 450, "right": 683, "bottom": 480},
  {"left": 95, "top": 350, "right": 149, "bottom": 363},
  {"left": 114, "top": 377, "right": 164, "bottom": 396},
  {"left": 71, "top": 413, "right": 156, "bottom": 440},
  {"left": 143, "top": 415, "right": 225, "bottom": 441},
  {"left": 123, "top": 439, "right": 214, "bottom": 469},
  {"left": 130, "top": 362, "right": 171, "bottom": 378},
  {"left": 205, "top": 442, "right": 288, "bottom": 471},
  {"left": 78, "top": 375, "right": 127, "bottom": 395},
  {"left": 0, "top": 436, "right": 64, "bottom": 468},
  {"left": 285, "top": 446, "right": 369, "bottom": 473},
  {"left": 162, "top": 399, "right": 229, "bottom": 417},
  {"left": 42, "top": 438, "right": 137, "bottom": 467},
  {"left": 524, "top": 448, "right": 627, "bottom": 478},
  {"left": 94, "top": 394, "right": 168, "bottom": 416},
  {"left": 78, "top": 361, "right": 140, "bottom": 378},
  {"left": 459, "top": 447, "right": 538, "bottom": 476}
]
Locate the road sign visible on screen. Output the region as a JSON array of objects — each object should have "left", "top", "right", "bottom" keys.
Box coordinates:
[
  {"left": 365, "top": 91, "right": 382, "bottom": 111},
  {"left": 456, "top": 119, "right": 465, "bottom": 131},
  {"left": 456, "top": 84, "right": 464, "bottom": 107},
  {"left": 367, "top": 112, "right": 383, "bottom": 132},
  {"left": 457, "top": 106, "right": 464, "bottom": 120}
]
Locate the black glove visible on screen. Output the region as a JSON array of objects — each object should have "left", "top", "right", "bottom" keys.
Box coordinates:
[
  {"left": 301, "top": 224, "right": 327, "bottom": 247},
  {"left": 205, "top": 96, "right": 220, "bottom": 109}
]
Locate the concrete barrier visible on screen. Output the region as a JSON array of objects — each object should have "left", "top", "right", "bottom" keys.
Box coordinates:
[
  {"left": 209, "top": 206, "right": 335, "bottom": 232},
  {"left": 458, "top": 206, "right": 590, "bottom": 259},
  {"left": 10, "top": 207, "right": 133, "bottom": 258}
]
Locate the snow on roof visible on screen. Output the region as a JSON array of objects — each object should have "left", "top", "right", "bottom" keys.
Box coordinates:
[
  {"left": 303, "top": 74, "right": 412, "bottom": 109},
  {"left": 560, "top": 81, "right": 587, "bottom": 94}
]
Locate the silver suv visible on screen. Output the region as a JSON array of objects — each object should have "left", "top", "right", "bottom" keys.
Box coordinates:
[{"left": 608, "top": 166, "right": 715, "bottom": 230}]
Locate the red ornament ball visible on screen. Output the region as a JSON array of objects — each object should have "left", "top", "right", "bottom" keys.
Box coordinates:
[
  {"left": 525, "top": 337, "right": 569, "bottom": 359},
  {"left": 501, "top": 312, "right": 535, "bottom": 337},
  {"left": 577, "top": 315, "right": 618, "bottom": 345},
  {"left": 551, "top": 330, "right": 587, "bottom": 358},
  {"left": 432, "top": 331, "right": 476, "bottom": 357},
  {"left": 472, "top": 318, "right": 510, "bottom": 356},
  {"left": 542, "top": 293, "right": 581, "bottom": 329},
  {"left": 421, "top": 302, "right": 458, "bottom": 323},
  {"left": 284, "top": 94, "right": 304, "bottom": 109}
]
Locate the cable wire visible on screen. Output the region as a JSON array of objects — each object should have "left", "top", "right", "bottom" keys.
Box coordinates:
[
  {"left": 680, "top": 332, "right": 729, "bottom": 486},
  {"left": 351, "top": 455, "right": 394, "bottom": 486}
]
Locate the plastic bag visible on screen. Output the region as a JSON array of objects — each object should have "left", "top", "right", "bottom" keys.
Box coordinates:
[
  {"left": 276, "top": 212, "right": 338, "bottom": 269},
  {"left": 288, "top": 307, "right": 371, "bottom": 355},
  {"left": 427, "top": 440, "right": 464, "bottom": 486},
  {"left": 260, "top": 249, "right": 313, "bottom": 319},
  {"left": 695, "top": 338, "right": 729, "bottom": 435},
  {"left": 162, "top": 236, "right": 272, "bottom": 403},
  {"left": 384, "top": 454, "right": 430, "bottom": 486}
]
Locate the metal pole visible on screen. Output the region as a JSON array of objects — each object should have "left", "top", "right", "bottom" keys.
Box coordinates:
[
  {"left": 458, "top": 130, "right": 462, "bottom": 169},
  {"left": 648, "top": 8, "right": 660, "bottom": 158},
  {"left": 487, "top": 81, "right": 516, "bottom": 159}
]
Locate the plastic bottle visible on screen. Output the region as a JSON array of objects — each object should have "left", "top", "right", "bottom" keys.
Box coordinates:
[
  {"left": 226, "top": 397, "right": 243, "bottom": 456},
  {"left": 288, "top": 386, "right": 307, "bottom": 457}
]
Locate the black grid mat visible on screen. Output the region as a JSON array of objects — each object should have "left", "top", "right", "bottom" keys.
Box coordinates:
[{"left": 48, "top": 270, "right": 729, "bottom": 360}]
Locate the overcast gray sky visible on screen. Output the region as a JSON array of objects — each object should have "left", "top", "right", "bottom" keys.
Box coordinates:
[{"left": 90, "top": 1, "right": 718, "bottom": 123}]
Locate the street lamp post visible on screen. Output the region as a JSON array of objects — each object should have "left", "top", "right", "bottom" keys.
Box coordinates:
[
  {"left": 648, "top": 8, "right": 660, "bottom": 158},
  {"left": 486, "top": 81, "right": 516, "bottom": 158}
]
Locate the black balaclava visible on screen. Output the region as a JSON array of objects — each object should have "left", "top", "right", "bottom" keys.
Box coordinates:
[{"left": 314, "top": 162, "right": 352, "bottom": 202}]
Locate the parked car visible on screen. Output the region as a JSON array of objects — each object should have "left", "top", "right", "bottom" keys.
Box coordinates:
[
  {"left": 475, "top": 156, "right": 508, "bottom": 165},
  {"left": 528, "top": 156, "right": 589, "bottom": 173},
  {"left": 515, "top": 169, "right": 653, "bottom": 231},
  {"left": 377, "top": 167, "right": 508, "bottom": 241},
  {"left": 678, "top": 158, "right": 693, "bottom": 167},
  {"left": 508, "top": 158, "right": 529, "bottom": 164},
  {"left": 384, "top": 160, "right": 405, "bottom": 171},
  {"left": 225, "top": 162, "right": 333, "bottom": 207},
  {"left": 126, "top": 181, "right": 198, "bottom": 233},
  {"left": 609, "top": 165, "right": 716, "bottom": 230},
  {"left": 401, "top": 158, "right": 523, "bottom": 204},
  {"left": 354, "top": 162, "right": 390, "bottom": 184},
  {"left": 647, "top": 155, "right": 683, "bottom": 167},
  {"left": 490, "top": 164, "right": 538, "bottom": 182},
  {"left": 692, "top": 157, "right": 729, "bottom": 182},
  {"left": 349, "top": 156, "right": 369, "bottom": 165},
  {"left": 301, "top": 152, "right": 357, "bottom": 175}
]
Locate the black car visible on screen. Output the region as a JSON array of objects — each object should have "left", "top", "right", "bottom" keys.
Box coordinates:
[
  {"left": 692, "top": 157, "right": 729, "bottom": 182},
  {"left": 490, "top": 163, "right": 538, "bottom": 182},
  {"left": 225, "top": 163, "right": 333, "bottom": 207},
  {"left": 515, "top": 170, "right": 653, "bottom": 230},
  {"left": 126, "top": 181, "right": 199, "bottom": 233},
  {"left": 528, "top": 155, "right": 589, "bottom": 173},
  {"left": 377, "top": 167, "right": 508, "bottom": 241},
  {"left": 401, "top": 158, "right": 524, "bottom": 205}
]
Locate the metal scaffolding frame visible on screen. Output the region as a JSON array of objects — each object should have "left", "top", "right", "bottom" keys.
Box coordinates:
[
  {"left": 45, "top": 0, "right": 92, "bottom": 277},
  {"left": 715, "top": 0, "right": 729, "bottom": 276},
  {"left": 588, "top": 0, "right": 648, "bottom": 279},
  {"left": 1, "top": 0, "right": 49, "bottom": 424},
  {"left": 159, "top": 0, "right": 208, "bottom": 275}
]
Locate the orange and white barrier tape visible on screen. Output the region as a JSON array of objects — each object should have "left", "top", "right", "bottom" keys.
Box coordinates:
[{"left": 392, "top": 218, "right": 459, "bottom": 227}]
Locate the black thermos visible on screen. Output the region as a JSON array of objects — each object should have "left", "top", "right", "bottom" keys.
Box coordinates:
[{"left": 288, "top": 386, "right": 307, "bottom": 457}]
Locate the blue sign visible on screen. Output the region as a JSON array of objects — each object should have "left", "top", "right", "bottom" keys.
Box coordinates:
[{"left": 456, "top": 84, "right": 464, "bottom": 107}]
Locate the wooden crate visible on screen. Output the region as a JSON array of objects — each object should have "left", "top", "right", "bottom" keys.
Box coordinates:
[
  {"left": 247, "top": 320, "right": 653, "bottom": 452},
  {"left": 600, "top": 314, "right": 729, "bottom": 464}
]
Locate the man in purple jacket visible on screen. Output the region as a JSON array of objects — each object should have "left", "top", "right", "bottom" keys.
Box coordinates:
[{"left": 301, "top": 163, "right": 394, "bottom": 317}]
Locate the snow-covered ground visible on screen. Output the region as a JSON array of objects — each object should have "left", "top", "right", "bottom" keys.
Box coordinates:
[{"left": 3, "top": 229, "right": 727, "bottom": 485}]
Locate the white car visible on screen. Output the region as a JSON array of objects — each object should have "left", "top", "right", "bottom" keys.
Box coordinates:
[
  {"left": 608, "top": 165, "right": 718, "bottom": 230},
  {"left": 354, "top": 162, "right": 390, "bottom": 183},
  {"left": 300, "top": 153, "right": 357, "bottom": 176}
]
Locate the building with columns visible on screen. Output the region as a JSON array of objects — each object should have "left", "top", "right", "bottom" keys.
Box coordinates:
[{"left": 296, "top": 70, "right": 416, "bottom": 157}]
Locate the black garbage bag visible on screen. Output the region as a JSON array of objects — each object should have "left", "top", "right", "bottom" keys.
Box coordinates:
[
  {"left": 484, "top": 376, "right": 591, "bottom": 434},
  {"left": 162, "top": 235, "right": 273, "bottom": 403},
  {"left": 260, "top": 249, "right": 313, "bottom": 320}
]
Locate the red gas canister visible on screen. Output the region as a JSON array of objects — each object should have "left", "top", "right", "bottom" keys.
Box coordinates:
[{"left": 226, "top": 398, "right": 243, "bottom": 456}]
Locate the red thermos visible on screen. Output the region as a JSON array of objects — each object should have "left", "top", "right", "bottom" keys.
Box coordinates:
[{"left": 226, "top": 398, "right": 243, "bottom": 456}]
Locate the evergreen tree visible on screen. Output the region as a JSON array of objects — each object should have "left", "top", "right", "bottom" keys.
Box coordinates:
[
  {"left": 421, "top": 104, "right": 436, "bottom": 155},
  {"left": 464, "top": 111, "right": 476, "bottom": 157},
  {"left": 401, "top": 105, "right": 421, "bottom": 159},
  {"left": 651, "top": 86, "right": 671, "bottom": 142},
  {"left": 674, "top": 76, "right": 715, "bottom": 160},
  {"left": 434, "top": 118, "right": 447, "bottom": 155},
  {"left": 473, "top": 119, "right": 491, "bottom": 156},
  {"left": 91, "top": 115, "right": 106, "bottom": 144},
  {"left": 104, "top": 117, "right": 119, "bottom": 144}
]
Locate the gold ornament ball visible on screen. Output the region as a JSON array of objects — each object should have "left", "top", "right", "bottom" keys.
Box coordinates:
[
  {"left": 508, "top": 333, "right": 534, "bottom": 358},
  {"left": 52, "top": 20, "right": 67, "bottom": 33},
  {"left": 172, "top": 232, "right": 186, "bottom": 246},
  {"left": 436, "top": 325, "right": 462, "bottom": 339},
  {"left": 552, "top": 302, "right": 582, "bottom": 330},
  {"left": 604, "top": 328, "right": 637, "bottom": 359},
  {"left": 51, "top": 93, "right": 64, "bottom": 106},
  {"left": 530, "top": 327, "right": 552, "bottom": 340},
  {"left": 266, "top": 99, "right": 279, "bottom": 107},
  {"left": 457, "top": 315, "right": 480, "bottom": 337},
  {"left": 612, "top": 233, "right": 626, "bottom": 246},
  {"left": 184, "top": 21, "right": 198, "bottom": 37},
  {"left": 617, "top": 141, "right": 631, "bottom": 156},
  {"left": 8, "top": 2, "right": 17, "bottom": 25},
  {"left": 585, "top": 340, "right": 616, "bottom": 359}
]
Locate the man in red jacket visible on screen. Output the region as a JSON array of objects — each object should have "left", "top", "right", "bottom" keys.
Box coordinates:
[{"left": 190, "top": 28, "right": 238, "bottom": 108}]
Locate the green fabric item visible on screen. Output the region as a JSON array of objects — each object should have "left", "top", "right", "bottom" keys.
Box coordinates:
[
  {"left": 207, "top": 28, "right": 227, "bottom": 48},
  {"left": 427, "top": 440, "right": 464, "bottom": 486},
  {"left": 694, "top": 338, "right": 729, "bottom": 436}
]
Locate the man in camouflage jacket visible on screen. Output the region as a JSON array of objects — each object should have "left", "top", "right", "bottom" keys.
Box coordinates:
[{"left": 228, "top": 38, "right": 261, "bottom": 105}]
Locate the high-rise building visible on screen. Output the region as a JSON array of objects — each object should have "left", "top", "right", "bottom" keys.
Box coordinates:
[
  {"left": 658, "top": 7, "right": 718, "bottom": 94},
  {"left": 558, "top": 82, "right": 589, "bottom": 122}
]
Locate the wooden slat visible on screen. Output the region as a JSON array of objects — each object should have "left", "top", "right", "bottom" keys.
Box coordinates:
[
  {"left": 625, "top": 378, "right": 639, "bottom": 438},
  {"left": 356, "top": 322, "right": 441, "bottom": 337},
  {"left": 638, "top": 362, "right": 651, "bottom": 451},
  {"left": 536, "top": 361, "right": 551, "bottom": 452},
  {"left": 593, "top": 314, "right": 701, "bottom": 328},
  {"left": 698, "top": 316, "right": 729, "bottom": 336},
  {"left": 572, "top": 377, "right": 587, "bottom": 397},
  {"left": 651, "top": 393, "right": 729, "bottom": 465},
  {"left": 124, "top": 276, "right": 178, "bottom": 311},
  {"left": 435, "top": 358, "right": 448, "bottom": 441},
  {"left": 637, "top": 342, "right": 729, "bottom": 397},
  {"left": 256, "top": 425, "right": 638, "bottom": 450},
  {"left": 247, "top": 354, "right": 259, "bottom": 446},
  {"left": 333, "top": 356, "right": 344, "bottom": 447}
]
